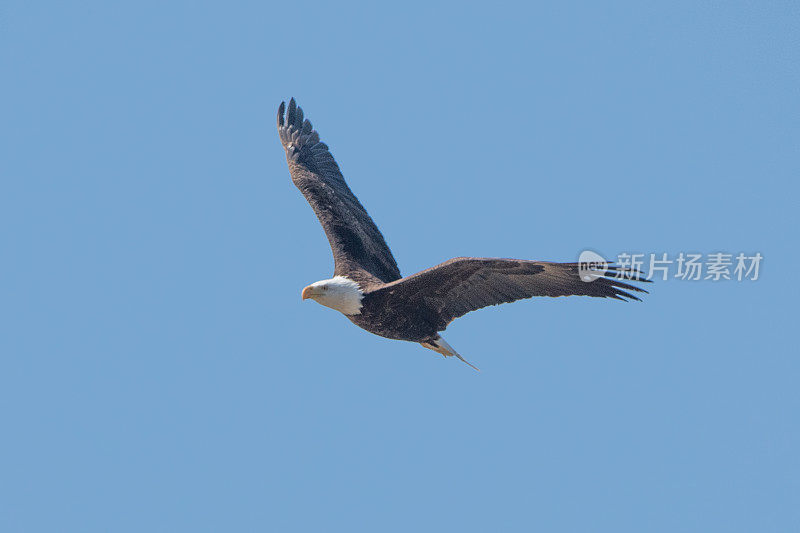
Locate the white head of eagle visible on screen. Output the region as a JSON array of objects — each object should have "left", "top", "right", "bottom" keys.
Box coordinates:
[{"left": 301, "top": 276, "right": 364, "bottom": 315}]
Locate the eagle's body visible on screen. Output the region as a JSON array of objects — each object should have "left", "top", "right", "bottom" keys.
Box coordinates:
[{"left": 278, "top": 99, "right": 647, "bottom": 369}]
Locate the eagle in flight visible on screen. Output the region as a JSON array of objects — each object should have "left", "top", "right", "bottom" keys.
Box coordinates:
[{"left": 278, "top": 98, "right": 647, "bottom": 370}]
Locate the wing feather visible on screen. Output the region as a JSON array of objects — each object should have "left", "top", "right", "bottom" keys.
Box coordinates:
[
  {"left": 375, "top": 257, "right": 649, "bottom": 330},
  {"left": 277, "top": 99, "right": 401, "bottom": 285}
]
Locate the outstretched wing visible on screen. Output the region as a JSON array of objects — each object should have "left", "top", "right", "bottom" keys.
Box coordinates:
[
  {"left": 277, "top": 98, "right": 401, "bottom": 285},
  {"left": 374, "top": 257, "right": 648, "bottom": 331}
]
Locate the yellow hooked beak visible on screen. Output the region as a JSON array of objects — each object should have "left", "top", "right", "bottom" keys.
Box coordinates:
[{"left": 301, "top": 285, "right": 314, "bottom": 300}]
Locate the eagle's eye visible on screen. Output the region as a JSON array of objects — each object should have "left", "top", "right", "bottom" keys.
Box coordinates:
[{"left": 322, "top": 286, "right": 328, "bottom": 291}]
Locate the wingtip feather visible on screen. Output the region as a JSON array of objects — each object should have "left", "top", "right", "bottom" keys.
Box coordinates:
[
  {"left": 287, "top": 98, "right": 297, "bottom": 125},
  {"left": 277, "top": 101, "right": 285, "bottom": 127}
]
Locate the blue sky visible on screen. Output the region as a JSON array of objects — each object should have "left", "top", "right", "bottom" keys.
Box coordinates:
[{"left": 2, "top": 1, "right": 798, "bottom": 531}]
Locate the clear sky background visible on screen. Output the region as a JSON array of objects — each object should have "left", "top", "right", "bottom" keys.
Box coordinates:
[{"left": 2, "top": 1, "right": 798, "bottom": 531}]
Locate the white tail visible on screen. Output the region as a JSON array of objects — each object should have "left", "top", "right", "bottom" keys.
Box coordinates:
[{"left": 421, "top": 336, "right": 480, "bottom": 371}]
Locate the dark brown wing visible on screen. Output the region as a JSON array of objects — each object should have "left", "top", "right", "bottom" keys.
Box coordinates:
[
  {"left": 373, "top": 257, "right": 648, "bottom": 331},
  {"left": 277, "top": 99, "right": 401, "bottom": 285}
]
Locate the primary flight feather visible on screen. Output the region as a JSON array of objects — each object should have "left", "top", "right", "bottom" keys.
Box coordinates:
[{"left": 278, "top": 98, "right": 647, "bottom": 370}]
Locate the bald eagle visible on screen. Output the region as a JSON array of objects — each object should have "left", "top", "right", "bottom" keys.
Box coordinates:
[{"left": 278, "top": 99, "right": 647, "bottom": 370}]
